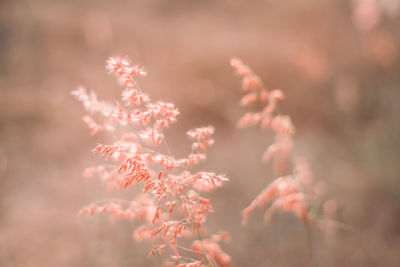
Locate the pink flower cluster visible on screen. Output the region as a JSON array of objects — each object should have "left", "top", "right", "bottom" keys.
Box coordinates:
[
  {"left": 231, "top": 58, "right": 335, "bottom": 226},
  {"left": 73, "top": 57, "right": 230, "bottom": 267}
]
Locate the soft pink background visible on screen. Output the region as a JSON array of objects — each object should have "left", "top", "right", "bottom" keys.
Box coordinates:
[{"left": 1, "top": 0, "right": 400, "bottom": 266}]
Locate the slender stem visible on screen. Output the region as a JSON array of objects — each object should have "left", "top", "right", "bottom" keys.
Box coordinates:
[
  {"left": 163, "top": 139, "right": 173, "bottom": 157},
  {"left": 184, "top": 192, "right": 216, "bottom": 267},
  {"left": 176, "top": 245, "right": 204, "bottom": 254},
  {"left": 304, "top": 219, "right": 318, "bottom": 267}
]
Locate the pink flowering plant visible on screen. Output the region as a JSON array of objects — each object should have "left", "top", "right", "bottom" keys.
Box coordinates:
[
  {"left": 231, "top": 58, "right": 338, "bottom": 265},
  {"left": 231, "top": 57, "right": 336, "bottom": 226},
  {"left": 72, "top": 57, "right": 230, "bottom": 267}
]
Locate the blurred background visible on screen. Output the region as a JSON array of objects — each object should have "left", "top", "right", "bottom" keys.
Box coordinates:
[{"left": 1, "top": 0, "right": 400, "bottom": 266}]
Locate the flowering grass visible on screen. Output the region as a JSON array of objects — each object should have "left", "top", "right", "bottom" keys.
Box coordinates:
[
  {"left": 72, "top": 57, "right": 230, "bottom": 267},
  {"left": 231, "top": 57, "right": 338, "bottom": 267}
]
